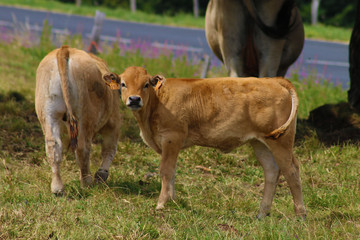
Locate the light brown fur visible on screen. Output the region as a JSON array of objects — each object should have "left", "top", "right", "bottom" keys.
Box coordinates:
[
  {"left": 111, "top": 66, "right": 306, "bottom": 218},
  {"left": 35, "top": 46, "right": 122, "bottom": 194},
  {"left": 205, "top": 0, "right": 304, "bottom": 77}
]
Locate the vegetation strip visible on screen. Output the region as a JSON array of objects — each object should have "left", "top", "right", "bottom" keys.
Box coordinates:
[{"left": 0, "top": 0, "right": 353, "bottom": 42}]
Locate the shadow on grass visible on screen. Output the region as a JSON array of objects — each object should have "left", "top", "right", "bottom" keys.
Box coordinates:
[
  {"left": 64, "top": 181, "right": 93, "bottom": 200},
  {"left": 105, "top": 179, "right": 161, "bottom": 198},
  {"left": 104, "top": 178, "right": 190, "bottom": 208},
  {"left": 63, "top": 178, "right": 160, "bottom": 201},
  {"left": 297, "top": 102, "right": 360, "bottom": 146},
  {"left": 0, "top": 91, "right": 44, "bottom": 160}
]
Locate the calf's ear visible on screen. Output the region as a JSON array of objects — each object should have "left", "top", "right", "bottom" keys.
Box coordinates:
[
  {"left": 103, "top": 72, "right": 121, "bottom": 90},
  {"left": 150, "top": 75, "right": 166, "bottom": 87}
]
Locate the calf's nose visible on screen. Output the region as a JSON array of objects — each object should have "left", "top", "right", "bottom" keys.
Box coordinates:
[{"left": 129, "top": 96, "right": 141, "bottom": 103}]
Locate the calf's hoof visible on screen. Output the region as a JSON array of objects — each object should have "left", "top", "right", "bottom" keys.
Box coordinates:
[
  {"left": 295, "top": 205, "right": 307, "bottom": 220},
  {"left": 296, "top": 212, "right": 307, "bottom": 220},
  {"left": 256, "top": 212, "right": 270, "bottom": 220},
  {"left": 94, "top": 169, "right": 109, "bottom": 182},
  {"left": 52, "top": 188, "right": 64, "bottom": 196},
  {"left": 155, "top": 203, "right": 165, "bottom": 210},
  {"left": 81, "top": 175, "right": 93, "bottom": 188},
  {"left": 51, "top": 179, "right": 64, "bottom": 196}
]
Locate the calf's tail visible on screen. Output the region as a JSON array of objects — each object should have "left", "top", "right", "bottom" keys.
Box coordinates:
[
  {"left": 57, "top": 45, "right": 78, "bottom": 151},
  {"left": 265, "top": 79, "right": 298, "bottom": 139}
]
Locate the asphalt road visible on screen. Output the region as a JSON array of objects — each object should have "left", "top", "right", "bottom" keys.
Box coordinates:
[{"left": 0, "top": 5, "right": 350, "bottom": 89}]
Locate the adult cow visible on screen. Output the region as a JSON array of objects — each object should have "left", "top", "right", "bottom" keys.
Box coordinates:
[
  {"left": 205, "top": 0, "right": 304, "bottom": 77},
  {"left": 106, "top": 66, "right": 306, "bottom": 218},
  {"left": 35, "top": 45, "right": 122, "bottom": 194}
]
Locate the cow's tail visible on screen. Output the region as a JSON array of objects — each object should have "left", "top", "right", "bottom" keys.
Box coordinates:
[
  {"left": 57, "top": 45, "right": 78, "bottom": 151},
  {"left": 265, "top": 79, "right": 298, "bottom": 139},
  {"left": 242, "top": 0, "right": 296, "bottom": 39}
]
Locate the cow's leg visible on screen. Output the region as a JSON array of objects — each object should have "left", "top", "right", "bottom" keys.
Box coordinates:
[
  {"left": 156, "top": 137, "right": 182, "bottom": 210},
  {"left": 95, "top": 129, "right": 119, "bottom": 182},
  {"left": 258, "top": 38, "right": 286, "bottom": 77},
  {"left": 219, "top": 34, "right": 245, "bottom": 77},
  {"left": 266, "top": 141, "right": 306, "bottom": 218},
  {"left": 76, "top": 134, "right": 93, "bottom": 187},
  {"left": 214, "top": 1, "right": 246, "bottom": 77},
  {"left": 43, "top": 115, "right": 64, "bottom": 194},
  {"left": 226, "top": 56, "right": 244, "bottom": 78},
  {"left": 276, "top": 66, "right": 289, "bottom": 78},
  {"left": 251, "top": 140, "right": 280, "bottom": 218}
]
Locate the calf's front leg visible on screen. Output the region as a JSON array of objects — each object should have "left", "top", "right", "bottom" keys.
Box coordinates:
[{"left": 156, "top": 137, "right": 182, "bottom": 210}]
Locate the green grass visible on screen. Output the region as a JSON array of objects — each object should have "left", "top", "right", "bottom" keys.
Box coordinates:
[
  {"left": 0, "top": 31, "right": 359, "bottom": 239},
  {"left": 304, "top": 24, "right": 352, "bottom": 43},
  {"left": 0, "top": 0, "right": 353, "bottom": 42},
  {"left": 0, "top": 0, "right": 205, "bottom": 29}
]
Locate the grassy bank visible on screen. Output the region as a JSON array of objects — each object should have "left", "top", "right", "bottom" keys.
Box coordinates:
[
  {"left": 0, "top": 0, "right": 353, "bottom": 42},
  {"left": 0, "top": 0, "right": 205, "bottom": 29},
  {"left": 0, "top": 27, "right": 359, "bottom": 239}
]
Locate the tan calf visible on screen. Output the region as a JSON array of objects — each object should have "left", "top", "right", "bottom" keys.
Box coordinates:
[
  {"left": 107, "top": 66, "right": 305, "bottom": 218},
  {"left": 35, "top": 46, "right": 122, "bottom": 194}
]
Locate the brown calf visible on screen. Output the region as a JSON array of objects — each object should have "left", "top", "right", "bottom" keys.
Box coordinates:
[
  {"left": 106, "top": 66, "right": 305, "bottom": 218},
  {"left": 35, "top": 46, "right": 122, "bottom": 194}
]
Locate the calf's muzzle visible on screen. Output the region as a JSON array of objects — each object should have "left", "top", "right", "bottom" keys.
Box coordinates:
[{"left": 127, "top": 95, "right": 143, "bottom": 110}]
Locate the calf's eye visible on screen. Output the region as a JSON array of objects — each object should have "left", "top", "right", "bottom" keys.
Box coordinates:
[
  {"left": 121, "top": 82, "right": 126, "bottom": 88},
  {"left": 144, "top": 82, "right": 149, "bottom": 89}
]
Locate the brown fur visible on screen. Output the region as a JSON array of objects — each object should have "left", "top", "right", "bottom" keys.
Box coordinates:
[
  {"left": 113, "top": 66, "right": 306, "bottom": 218},
  {"left": 35, "top": 46, "right": 122, "bottom": 194},
  {"left": 205, "top": 0, "right": 304, "bottom": 77}
]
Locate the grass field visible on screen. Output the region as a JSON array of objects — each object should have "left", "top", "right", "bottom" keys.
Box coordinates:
[
  {"left": 0, "top": 0, "right": 353, "bottom": 43},
  {"left": 0, "top": 19, "right": 360, "bottom": 239}
]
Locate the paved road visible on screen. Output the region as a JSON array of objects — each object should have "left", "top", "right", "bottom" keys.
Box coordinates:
[{"left": 0, "top": 5, "right": 350, "bottom": 89}]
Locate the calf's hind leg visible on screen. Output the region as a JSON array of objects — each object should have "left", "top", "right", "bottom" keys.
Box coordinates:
[
  {"left": 251, "top": 140, "right": 280, "bottom": 218},
  {"left": 43, "top": 115, "right": 64, "bottom": 194},
  {"left": 76, "top": 134, "right": 93, "bottom": 187},
  {"left": 95, "top": 128, "right": 120, "bottom": 182},
  {"left": 266, "top": 141, "right": 306, "bottom": 218}
]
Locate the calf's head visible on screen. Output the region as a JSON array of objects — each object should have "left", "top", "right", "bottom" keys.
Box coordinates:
[{"left": 108, "top": 66, "right": 164, "bottom": 111}]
